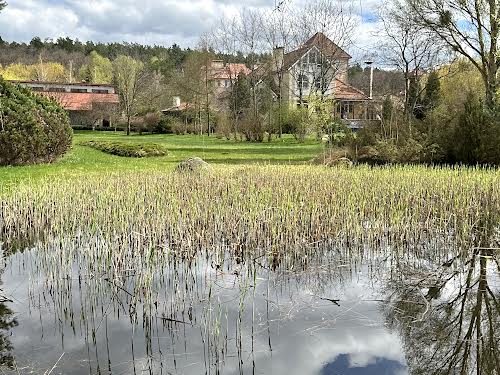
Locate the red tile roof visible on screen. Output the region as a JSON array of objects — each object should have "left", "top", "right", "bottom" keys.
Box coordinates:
[
  {"left": 40, "top": 92, "right": 120, "bottom": 111},
  {"left": 335, "top": 79, "right": 370, "bottom": 101},
  {"left": 162, "top": 102, "right": 195, "bottom": 113},
  {"left": 212, "top": 63, "right": 251, "bottom": 80}
]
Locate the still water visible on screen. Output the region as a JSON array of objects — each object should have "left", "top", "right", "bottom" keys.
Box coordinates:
[{"left": 0, "top": 243, "right": 497, "bottom": 374}]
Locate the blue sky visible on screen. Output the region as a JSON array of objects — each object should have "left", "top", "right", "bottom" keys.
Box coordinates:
[{"left": 0, "top": 0, "right": 383, "bottom": 60}]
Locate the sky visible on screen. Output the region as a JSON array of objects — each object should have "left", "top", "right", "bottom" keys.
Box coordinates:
[{"left": 0, "top": 0, "right": 384, "bottom": 63}]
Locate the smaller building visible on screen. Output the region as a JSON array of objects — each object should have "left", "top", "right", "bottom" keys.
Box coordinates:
[{"left": 9, "top": 80, "right": 120, "bottom": 128}]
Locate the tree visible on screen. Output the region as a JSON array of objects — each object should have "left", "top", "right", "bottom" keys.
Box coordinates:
[
  {"left": 29, "top": 37, "right": 44, "bottom": 50},
  {"left": 404, "top": 0, "right": 500, "bottom": 110},
  {"left": 230, "top": 72, "right": 251, "bottom": 120},
  {"left": 79, "top": 51, "right": 113, "bottom": 83},
  {"left": 423, "top": 70, "right": 440, "bottom": 113},
  {"left": 380, "top": 0, "right": 445, "bottom": 118},
  {"left": 0, "top": 78, "right": 73, "bottom": 166},
  {"left": 0, "top": 2, "right": 6, "bottom": 12},
  {"left": 112, "top": 55, "right": 148, "bottom": 136}
]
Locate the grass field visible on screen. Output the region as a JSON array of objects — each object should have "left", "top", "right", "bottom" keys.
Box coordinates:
[{"left": 0, "top": 131, "right": 325, "bottom": 183}]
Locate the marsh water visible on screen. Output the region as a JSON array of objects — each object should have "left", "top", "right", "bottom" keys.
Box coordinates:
[{"left": 0, "top": 242, "right": 498, "bottom": 375}]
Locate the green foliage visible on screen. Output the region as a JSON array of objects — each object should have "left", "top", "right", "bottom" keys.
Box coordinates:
[
  {"left": 80, "top": 140, "right": 167, "bottom": 158},
  {"left": 154, "top": 115, "right": 175, "bottom": 134},
  {"left": 230, "top": 73, "right": 251, "bottom": 119},
  {"left": 29, "top": 37, "right": 43, "bottom": 50},
  {"left": 452, "top": 93, "right": 500, "bottom": 165},
  {"left": 424, "top": 71, "right": 441, "bottom": 112},
  {"left": 0, "top": 78, "right": 72, "bottom": 166},
  {"left": 79, "top": 51, "right": 113, "bottom": 83},
  {"left": 281, "top": 107, "right": 310, "bottom": 142}
]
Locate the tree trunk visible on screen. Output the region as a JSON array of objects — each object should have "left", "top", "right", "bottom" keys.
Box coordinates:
[{"left": 484, "top": 66, "right": 499, "bottom": 111}]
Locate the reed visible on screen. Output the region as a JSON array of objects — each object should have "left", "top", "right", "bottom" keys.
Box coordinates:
[{"left": 1, "top": 165, "right": 498, "bottom": 264}]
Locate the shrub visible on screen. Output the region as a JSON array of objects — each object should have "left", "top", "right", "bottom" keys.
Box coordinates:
[
  {"left": 154, "top": 115, "right": 174, "bottom": 134},
  {"left": 452, "top": 93, "right": 500, "bottom": 165},
  {"left": 0, "top": 78, "right": 73, "bottom": 166},
  {"left": 240, "top": 111, "right": 265, "bottom": 142},
  {"left": 80, "top": 140, "right": 167, "bottom": 158},
  {"left": 143, "top": 112, "right": 160, "bottom": 133}
]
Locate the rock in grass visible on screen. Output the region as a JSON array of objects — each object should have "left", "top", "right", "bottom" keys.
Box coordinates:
[
  {"left": 176, "top": 157, "right": 211, "bottom": 173},
  {"left": 326, "top": 157, "right": 353, "bottom": 168}
]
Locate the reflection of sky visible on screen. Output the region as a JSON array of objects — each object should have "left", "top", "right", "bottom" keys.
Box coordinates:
[
  {"left": 322, "top": 354, "right": 407, "bottom": 375},
  {"left": 1, "top": 251, "right": 408, "bottom": 374}
]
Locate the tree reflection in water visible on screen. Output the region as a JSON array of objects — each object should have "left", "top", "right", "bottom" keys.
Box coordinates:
[
  {"left": 385, "top": 249, "right": 499, "bottom": 375},
  {"left": 0, "top": 283, "right": 18, "bottom": 369}
]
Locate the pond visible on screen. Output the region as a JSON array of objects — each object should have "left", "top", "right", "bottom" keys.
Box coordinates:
[{"left": 0, "top": 242, "right": 497, "bottom": 374}]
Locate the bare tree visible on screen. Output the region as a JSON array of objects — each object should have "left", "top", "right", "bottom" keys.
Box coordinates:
[
  {"left": 379, "top": 0, "right": 446, "bottom": 118},
  {"left": 261, "top": 5, "right": 295, "bottom": 137},
  {"left": 288, "top": 0, "right": 357, "bottom": 106},
  {"left": 234, "top": 9, "right": 265, "bottom": 120},
  {"left": 404, "top": 0, "right": 500, "bottom": 110},
  {"left": 112, "top": 55, "right": 149, "bottom": 136}
]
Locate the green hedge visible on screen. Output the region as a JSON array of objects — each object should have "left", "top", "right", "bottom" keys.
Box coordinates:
[
  {"left": 0, "top": 78, "right": 73, "bottom": 166},
  {"left": 80, "top": 140, "right": 167, "bottom": 158}
]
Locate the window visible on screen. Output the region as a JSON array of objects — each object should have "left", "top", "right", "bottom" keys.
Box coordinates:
[
  {"left": 337, "top": 101, "right": 354, "bottom": 120},
  {"left": 314, "top": 77, "right": 328, "bottom": 92},
  {"left": 309, "top": 51, "right": 318, "bottom": 65},
  {"left": 51, "top": 87, "right": 66, "bottom": 92},
  {"left": 92, "top": 89, "right": 109, "bottom": 94},
  {"left": 70, "top": 88, "right": 88, "bottom": 93},
  {"left": 31, "top": 87, "right": 44, "bottom": 92},
  {"left": 298, "top": 74, "right": 309, "bottom": 91}
]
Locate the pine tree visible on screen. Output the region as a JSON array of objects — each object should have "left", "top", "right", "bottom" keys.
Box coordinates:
[{"left": 423, "top": 71, "right": 441, "bottom": 113}]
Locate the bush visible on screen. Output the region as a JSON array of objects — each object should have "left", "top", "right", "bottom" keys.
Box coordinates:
[
  {"left": 80, "top": 140, "right": 167, "bottom": 158},
  {"left": 154, "top": 115, "right": 174, "bottom": 134},
  {"left": 240, "top": 111, "right": 265, "bottom": 142},
  {"left": 0, "top": 78, "right": 73, "bottom": 166},
  {"left": 452, "top": 93, "right": 500, "bottom": 165},
  {"left": 143, "top": 112, "right": 160, "bottom": 133}
]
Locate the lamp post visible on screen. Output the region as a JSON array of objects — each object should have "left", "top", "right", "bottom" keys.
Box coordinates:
[{"left": 365, "top": 61, "right": 374, "bottom": 100}]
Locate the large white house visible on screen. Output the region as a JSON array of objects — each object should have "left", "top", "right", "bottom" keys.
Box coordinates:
[{"left": 271, "top": 32, "right": 378, "bottom": 128}]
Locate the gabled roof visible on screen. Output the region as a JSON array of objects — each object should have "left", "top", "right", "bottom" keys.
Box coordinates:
[
  {"left": 283, "top": 32, "right": 351, "bottom": 70},
  {"left": 335, "top": 79, "right": 371, "bottom": 101},
  {"left": 40, "top": 92, "right": 119, "bottom": 111}
]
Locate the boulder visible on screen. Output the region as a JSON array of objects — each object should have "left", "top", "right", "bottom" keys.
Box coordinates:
[
  {"left": 326, "top": 157, "right": 353, "bottom": 168},
  {"left": 176, "top": 157, "right": 211, "bottom": 173}
]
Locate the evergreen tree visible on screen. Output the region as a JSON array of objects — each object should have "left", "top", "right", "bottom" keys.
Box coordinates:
[
  {"left": 423, "top": 71, "right": 440, "bottom": 113},
  {"left": 230, "top": 72, "right": 251, "bottom": 119},
  {"left": 29, "top": 37, "right": 44, "bottom": 50}
]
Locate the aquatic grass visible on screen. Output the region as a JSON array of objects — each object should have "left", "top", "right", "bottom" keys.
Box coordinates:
[{"left": 1, "top": 165, "right": 499, "bottom": 266}]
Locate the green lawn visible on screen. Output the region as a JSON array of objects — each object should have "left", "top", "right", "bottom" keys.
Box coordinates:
[{"left": 0, "top": 131, "right": 325, "bottom": 183}]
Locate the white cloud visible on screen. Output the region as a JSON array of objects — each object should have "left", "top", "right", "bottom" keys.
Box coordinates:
[{"left": 0, "top": 0, "right": 384, "bottom": 54}]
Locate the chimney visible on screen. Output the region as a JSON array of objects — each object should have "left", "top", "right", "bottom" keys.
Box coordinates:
[
  {"left": 273, "top": 47, "right": 284, "bottom": 71},
  {"left": 173, "top": 96, "right": 181, "bottom": 108}
]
